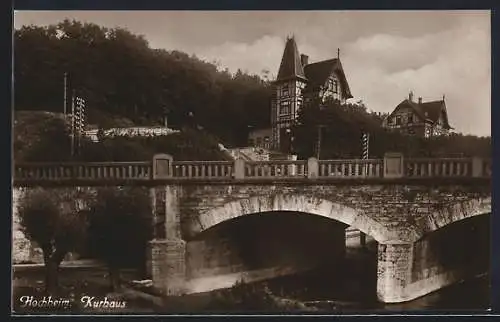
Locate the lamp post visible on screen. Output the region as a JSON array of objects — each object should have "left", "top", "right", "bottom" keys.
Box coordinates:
[
  {"left": 285, "top": 128, "right": 292, "bottom": 154},
  {"left": 316, "top": 104, "right": 327, "bottom": 160},
  {"left": 163, "top": 107, "right": 170, "bottom": 128},
  {"left": 316, "top": 124, "right": 326, "bottom": 160},
  {"left": 247, "top": 125, "right": 254, "bottom": 147}
]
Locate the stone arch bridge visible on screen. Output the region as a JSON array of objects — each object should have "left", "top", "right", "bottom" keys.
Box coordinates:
[{"left": 13, "top": 153, "right": 491, "bottom": 303}]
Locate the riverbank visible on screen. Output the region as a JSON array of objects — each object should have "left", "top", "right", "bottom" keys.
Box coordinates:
[{"left": 12, "top": 254, "right": 489, "bottom": 314}]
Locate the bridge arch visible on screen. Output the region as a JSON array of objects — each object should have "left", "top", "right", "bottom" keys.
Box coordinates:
[
  {"left": 190, "top": 193, "right": 397, "bottom": 243},
  {"left": 411, "top": 197, "right": 491, "bottom": 242}
]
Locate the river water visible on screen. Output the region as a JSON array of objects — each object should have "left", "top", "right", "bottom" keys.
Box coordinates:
[{"left": 262, "top": 245, "right": 490, "bottom": 312}]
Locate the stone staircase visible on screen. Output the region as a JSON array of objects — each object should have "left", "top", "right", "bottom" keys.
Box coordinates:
[
  {"left": 268, "top": 150, "right": 293, "bottom": 161},
  {"left": 224, "top": 146, "right": 270, "bottom": 161},
  {"left": 220, "top": 144, "right": 297, "bottom": 162}
]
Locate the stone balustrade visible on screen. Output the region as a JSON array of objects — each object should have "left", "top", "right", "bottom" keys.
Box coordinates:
[
  {"left": 404, "top": 158, "right": 472, "bottom": 177},
  {"left": 14, "top": 161, "right": 152, "bottom": 182},
  {"left": 13, "top": 153, "right": 491, "bottom": 185},
  {"left": 172, "top": 161, "right": 234, "bottom": 179},
  {"left": 318, "top": 159, "right": 384, "bottom": 178},
  {"left": 244, "top": 160, "right": 307, "bottom": 178}
]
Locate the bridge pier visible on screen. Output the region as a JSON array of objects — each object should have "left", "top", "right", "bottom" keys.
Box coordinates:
[
  {"left": 149, "top": 239, "right": 187, "bottom": 295},
  {"left": 376, "top": 242, "right": 413, "bottom": 303},
  {"left": 149, "top": 158, "right": 188, "bottom": 295}
]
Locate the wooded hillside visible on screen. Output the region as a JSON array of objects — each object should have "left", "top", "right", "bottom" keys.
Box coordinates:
[
  {"left": 14, "top": 20, "right": 271, "bottom": 148},
  {"left": 14, "top": 20, "right": 490, "bottom": 161}
]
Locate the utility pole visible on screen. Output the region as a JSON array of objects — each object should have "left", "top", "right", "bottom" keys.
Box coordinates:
[
  {"left": 63, "top": 72, "right": 68, "bottom": 116},
  {"left": 316, "top": 125, "right": 321, "bottom": 159}
]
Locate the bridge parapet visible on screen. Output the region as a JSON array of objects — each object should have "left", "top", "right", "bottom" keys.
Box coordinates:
[
  {"left": 404, "top": 157, "right": 491, "bottom": 178},
  {"left": 172, "top": 161, "right": 234, "bottom": 179},
  {"left": 318, "top": 159, "right": 384, "bottom": 178},
  {"left": 14, "top": 161, "right": 152, "bottom": 182},
  {"left": 13, "top": 153, "right": 491, "bottom": 185}
]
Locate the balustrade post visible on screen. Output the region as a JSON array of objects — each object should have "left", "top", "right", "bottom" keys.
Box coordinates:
[
  {"left": 307, "top": 157, "right": 319, "bottom": 179},
  {"left": 153, "top": 154, "right": 173, "bottom": 179},
  {"left": 471, "top": 157, "right": 483, "bottom": 177},
  {"left": 383, "top": 153, "right": 404, "bottom": 179},
  {"left": 71, "top": 164, "right": 78, "bottom": 180},
  {"left": 234, "top": 158, "right": 245, "bottom": 179},
  {"left": 288, "top": 154, "right": 297, "bottom": 176}
]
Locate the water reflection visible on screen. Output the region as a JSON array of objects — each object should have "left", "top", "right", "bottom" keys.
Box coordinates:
[
  {"left": 260, "top": 242, "right": 490, "bottom": 312},
  {"left": 384, "top": 273, "right": 490, "bottom": 311}
]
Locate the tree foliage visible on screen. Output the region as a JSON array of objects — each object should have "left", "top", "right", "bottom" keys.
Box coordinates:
[
  {"left": 14, "top": 111, "right": 230, "bottom": 162},
  {"left": 86, "top": 187, "right": 152, "bottom": 290},
  {"left": 13, "top": 111, "right": 72, "bottom": 162},
  {"left": 17, "top": 188, "right": 88, "bottom": 292},
  {"left": 14, "top": 19, "right": 490, "bottom": 161},
  {"left": 292, "top": 98, "right": 491, "bottom": 159},
  {"left": 14, "top": 20, "right": 272, "bottom": 148}
]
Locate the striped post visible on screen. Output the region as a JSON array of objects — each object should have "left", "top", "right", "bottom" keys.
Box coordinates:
[
  {"left": 75, "top": 96, "right": 85, "bottom": 153},
  {"left": 360, "top": 132, "right": 369, "bottom": 248},
  {"left": 70, "top": 91, "right": 76, "bottom": 157},
  {"left": 362, "top": 132, "right": 370, "bottom": 176},
  {"left": 362, "top": 132, "right": 370, "bottom": 160}
]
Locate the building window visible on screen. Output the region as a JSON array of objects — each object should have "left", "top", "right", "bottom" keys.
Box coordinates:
[
  {"left": 396, "top": 116, "right": 401, "bottom": 125},
  {"left": 327, "top": 78, "right": 338, "bottom": 94},
  {"left": 248, "top": 138, "right": 254, "bottom": 146},
  {"left": 408, "top": 114, "right": 413, "bottom": 124},
  {"left": 281, "top": 85, "right": 289, "bottom": 97},
  {"left": 280, "top": 100, "right": 290, "bottom": 115}
]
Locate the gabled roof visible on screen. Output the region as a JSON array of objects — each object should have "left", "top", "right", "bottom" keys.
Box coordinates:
[
  {"left": 420, "top": 100, "right": 451, "bottom": 128},
  {"left": 303, "top": 58, "right": 353, "bottom": 99},
  {"left": 390, "top": 99, "right": 452, "bottom": 129},
  {"left": 276, "top": 37, "right": 307, "bottom": 82}
]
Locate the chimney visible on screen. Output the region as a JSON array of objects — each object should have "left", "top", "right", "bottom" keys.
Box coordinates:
[
  {"left": 300, "top": 54, "right": 309, "bottom": 67},
  {"left": 418, "top": 97, "right": 422, "bottom": 104},
  {"left": 408, "top": 91, "right": 414, "bottom": 102}
]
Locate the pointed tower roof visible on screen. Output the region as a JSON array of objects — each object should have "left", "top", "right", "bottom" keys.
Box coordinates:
[{"left": 276, "top": 36, "right": 307, "bottom": 82}]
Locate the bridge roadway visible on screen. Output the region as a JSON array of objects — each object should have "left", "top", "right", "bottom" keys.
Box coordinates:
[{"left": 13, "top": 153, "right": 492, "bottom": 303}]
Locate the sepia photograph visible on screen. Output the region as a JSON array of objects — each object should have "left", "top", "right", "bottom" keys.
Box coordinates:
[{"left": 11, "top": 10, "right": 491, "bottom": 314}]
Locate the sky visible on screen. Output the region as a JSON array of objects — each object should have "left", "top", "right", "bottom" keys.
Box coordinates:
[{"left": 14, "top": 10, "right": 491, "bottom": 136}]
